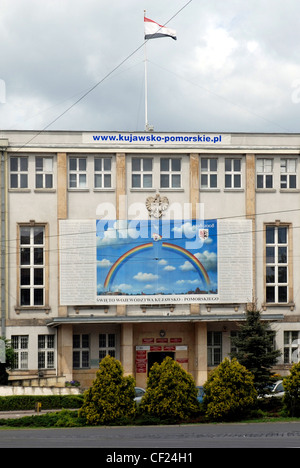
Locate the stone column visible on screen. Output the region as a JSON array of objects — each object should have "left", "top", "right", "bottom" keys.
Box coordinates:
[
  {"left": 190, "top": 153, "right": 200, "bottom": 315},
  {"left": 194, "top": 322, "right": 207, "bottom": 385},
  {"left": 120, "top": 323, "right": 134, "bottom": 376},
  {"left": 57, "top": 324, "right": 73, "bottom": 381},
  {"left": 245, "top": 154, "right": 256, "bottom": 301},
  {"left": 116, "top": 153, "right": 126, "bottom": 317}
]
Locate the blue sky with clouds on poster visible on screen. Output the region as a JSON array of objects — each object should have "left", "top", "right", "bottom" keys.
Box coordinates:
[
  {"left": 1, "top": 0, "right": 300, "bottom": 133},
  {"left": 96, "top": 219, "right": 218, "bottom": 296}
]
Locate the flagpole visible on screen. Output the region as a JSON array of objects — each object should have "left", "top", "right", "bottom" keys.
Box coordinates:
[{"left": 144, "top": 10, "right": 149, "bottom": 131}]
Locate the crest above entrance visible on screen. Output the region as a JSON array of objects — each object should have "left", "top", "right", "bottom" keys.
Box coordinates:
[{"left": 146, "top": 193, "right": 169, "bottom": 218}]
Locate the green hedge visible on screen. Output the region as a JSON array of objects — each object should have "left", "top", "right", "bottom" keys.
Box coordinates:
[{"left": 0, "top": 394, "right": 84, "bottom": 411}]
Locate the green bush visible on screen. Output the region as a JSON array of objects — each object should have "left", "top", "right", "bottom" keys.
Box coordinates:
[
  {"left": 139, "top": 357, "right": 200, "bottom": 422},
  {"left": 283, "top": 362, "right": 300, "bottom": 417},
  {"left": 79, "top": 355, "right": 136, "bottom": 425},
  {"left": 0, "top": 394, "right": 83, "bottom": 411},
  {"left": 203, "top": 358, "right": 257, "bottom": 421},
  {"left": 0, "top": 410, "right": 84, "bottom": 428}
]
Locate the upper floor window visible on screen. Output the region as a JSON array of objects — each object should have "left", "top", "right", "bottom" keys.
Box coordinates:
[
  {"left": 160, "top": 157, "right": 181, "bottom": 188},
  {"left": 256, "top": 158, "right": 273, "bottom": 189},
  {"left": 132, "top": 157, "right": 153, "bottom": 188},
  {"left": 265, "top": 225, "right": 288, "bottom": 303},
  {"left": 280, "top": 159, "right": 297, "bottom": 189},
  {"left": 19, "top": 225, "right": 45, "bottom": 306},
  {"left": 200, "top": 158, "right": 218, "bottom": 189},
  {"left": 94, "top": 157, "right": 112, "bottom": 188},
  {"left": 225, "top": 158, "right": 241, "bottom": 189},
  {"left": 10, "top": 157, "right": 28, "bottom": 189},
  {"left": 69, "top": 157, "right": 87, "bottom": 189},
  {"left": 35, "top": 157, "right": 53, "bottom": 189}
]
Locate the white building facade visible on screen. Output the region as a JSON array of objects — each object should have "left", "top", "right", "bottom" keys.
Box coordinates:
[{"left": 0, "top": 130, "right": 299, "bottom": 388}]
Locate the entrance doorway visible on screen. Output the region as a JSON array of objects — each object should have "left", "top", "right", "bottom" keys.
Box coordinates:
[{"left": 147, "top": 352, "right": 175, "bottom": 375}]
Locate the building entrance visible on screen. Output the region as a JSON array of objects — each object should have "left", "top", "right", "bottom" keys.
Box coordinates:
[{"left": 147, "top": 352, "right": 175, "bottom": 375}]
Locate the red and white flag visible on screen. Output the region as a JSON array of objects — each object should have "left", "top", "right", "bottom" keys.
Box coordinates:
[{"left": 144, "top": 16, "right": 177, "bottom": 41}]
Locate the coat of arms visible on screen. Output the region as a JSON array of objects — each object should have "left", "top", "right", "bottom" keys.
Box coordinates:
[{"left": 146, "top": 193, "right": 169, "bottom": 218}]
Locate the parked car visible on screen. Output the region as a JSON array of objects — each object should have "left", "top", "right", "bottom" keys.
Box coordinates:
[
  {"left": 134, "top": 387, "right": 146, "bottom": 405},
  {"left": 196, "top": 386, "right": 205, "bottom": 403},
  {"left": 264, "top": 380, "right": 284, "bottom": 398}
]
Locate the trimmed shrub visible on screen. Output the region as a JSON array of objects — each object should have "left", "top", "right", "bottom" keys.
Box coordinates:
[
  {"left": 283, "top": 362, "right": 300, "bottom": 417},
  {"left": 0, "top": 394, "right": 83, "bottom": 411},
  {"left": 139, "top": 357, "right": 200, "bottom": 422},
  {"left": 203, "top": 358, "right": 257, "bottom": 421},
  {"left": 79, "top": 355, "right": 136, "bottom": 425}
]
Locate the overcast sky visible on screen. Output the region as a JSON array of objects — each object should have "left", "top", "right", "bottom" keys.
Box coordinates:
[{"left": 1, "top": 0, "right": 300, "bottom": 133}]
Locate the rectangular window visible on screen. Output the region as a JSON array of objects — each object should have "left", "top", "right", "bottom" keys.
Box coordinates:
[
  {"left": 265, "top": 225, "right": 288, "bottom": 303},
  {"left": 99, "top": 333, "right": 116, "bottom": 361},
  {"left": 73, "top": 334, "right": 89, "bottom": 368},
  {"left": 38, "top": 335, "right": 55, "bottom": 369},
  {"left": 256, "top": 158, "right": 273, "bottom": 189},
  {"left": 94, "top": 157, "right": 112, "bottom": 188},
  {"left": 280, "top": 159, "right": 297, "bottom": 189},
  {"left": 160, "top": 158, "right": 181, "bottom": 188},
  {"left": 11, "top": 335, "right": 28, "bottom": 370},
  {"left": 20, "top": 226, "right": 45, "bottom": 306},
  {"left": 284, "top": 331, "right": 300, "bottom": 364},
  {"left": 225, "top": 158, "right": 241, "bottom": 188},
  {"left": 35, "top": 157, "right": 53, "bottom": 189},
  {"left": 69, "top": 157, "right": 87, "bottom": 189},
  {"left": 200, "top": 158, "right": 218, "bottom": 189},
  {"left": 10, "top": 157, "right": 28, "bottom": 189},
  {"left": 131, "top": 157, "right": 153, "bottom": 188},
  {"left": 207, "top": 331, "right": 222, "bottom": 366}
]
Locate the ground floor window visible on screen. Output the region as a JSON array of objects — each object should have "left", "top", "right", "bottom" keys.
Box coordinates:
[
  {"left": 207, "top": 331, "right": 222, "bottom": 366},
  {"left": 11, "top": 335, "right": 28, "bottom": 370},
  {"left": 99, "top": 333, "right": 116, "bottom": 361},
  {"left": 38, "top": 335, "right": 55, "bottom": 369},
  {"left": 284, "top": 331, "right": 300, "bottom": 364},
  {"left": 73, "top": 334, "right": 90, "bottom": 368}
]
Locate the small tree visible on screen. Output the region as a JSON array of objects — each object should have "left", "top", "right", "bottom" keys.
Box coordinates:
[
  {"left": 79, "top": 355, "right": 136, "bottom": 425},
  {"left": 230, "top": 305, "right": 281, "bottom": 394},
  {"left": 282, "top": 362, "right": 300, "bottom": 417},
  {"left": 203, "top": 357, "right": 257, "bottom": 421},
  {"left": 0, "top": 337, "right": 15, "bottom": 385},
  {"left": 139, "top": 356, "right": 200, "bottom": 422}
]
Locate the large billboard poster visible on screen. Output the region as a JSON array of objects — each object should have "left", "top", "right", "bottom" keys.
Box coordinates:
[
  {"left": 96, "top": 219, "right": 218, "bottom": 304},
  {"left": 59, "top": 219, "right": 253, "bottom": 306}
]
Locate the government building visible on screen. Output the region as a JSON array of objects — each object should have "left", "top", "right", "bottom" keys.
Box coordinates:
[{"left": 0, "top": 130, "right": 299, "bottom": 389}]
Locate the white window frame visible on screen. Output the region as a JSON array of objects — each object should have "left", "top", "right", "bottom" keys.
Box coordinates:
[
  {"left": 94, "top": 157, "right": 112, "bottom": 189},
  {"left": 265, "top": 225, "right": 289, "bottom": 304},
  {"left": 160, "top": 157, "right": 181, "bottom": 189},
  {"left": 256, "top": 158, "right": 273, "bottom": 189},
  {"left": 12, "top": 335, "right": 29, "bottom": 370},
  {"left": 73, "top": 334, "right": 90, "bottom": 368},
  {"left": 200, "top": 158, "right": 218, "bottom": 189},
  {"left": 38, "top": 335, "right": 55, "bottom": 369},
  {"left": 225, "top": 158, "right": 242, "bottom": 189},
  {"left": 9, "top": 156, "right": 28, "bottom": 189},
  {"left": 69, "top": 157, "right": 87, "bottom": 189},
  {"left": 19, "top": 225, "right": 45, "bottom": 307},
  {"left": 207, "top": 331, "right": 222, "bottom": 366},
  {"left": 284, "top": 331, "right": 300, "bottom": 364},
  {"left": 99, "top": 333, "right": 116, "bottom": 361},
  {"left": 35, "top": 156, "right": 53, "bottom": 189},
  {"left": 280, "top": 158, "right": 297, "bottom": 189},
  {"left": 131, "top": 157, "right": 153, "bottom": 189}
]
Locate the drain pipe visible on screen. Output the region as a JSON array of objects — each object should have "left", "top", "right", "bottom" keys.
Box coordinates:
[{"left": 1, "top": 145, "right": 7, "bottom": 338}]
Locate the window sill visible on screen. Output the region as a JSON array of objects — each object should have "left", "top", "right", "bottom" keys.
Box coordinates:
[
  {"left": 200, "top": 188, "right": 220, "bottom": 192},
  {"left": 34, "top": 189, "right": 56, "bottom": 193},
  {"left": 223, "top": 188, "right": 244, "bottom": 192},
  {"left": 67, "top": 188, "right": 89, "bottom": 192},
  {"left": 130, "top": 187, "right": 156, "bottom": 191},
  {"left": 93, "top": 188, "right": 115, "bottom": 192},
  {"left": 262, "top": 302, "right": 295, "bottom": 311},
  {"left": 256, "top": 188, "right": 276, "bottom": 193},
  {"left": 280, "top": 189, "right": 300, "bottom": 193},
  {"left": 159, "top": 188, "right": 184, "bottom": 192},
  {"left": 15, "top": 306, "right": 51, "bottom": 314},
  {"left": 8, "top": 188, "right": 30, "bottom": 192}
]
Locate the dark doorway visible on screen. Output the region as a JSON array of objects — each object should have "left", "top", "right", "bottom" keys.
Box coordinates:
[{"left": 147, "top": 352, "right": 175, "bottom": 375}]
